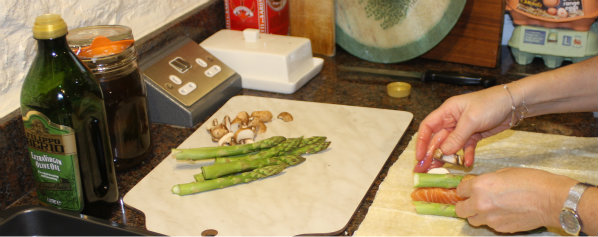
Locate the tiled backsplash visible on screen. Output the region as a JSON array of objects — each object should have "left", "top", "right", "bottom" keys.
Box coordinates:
[{"left": 0, "top": 0, "right": 225, "bottom": 210}]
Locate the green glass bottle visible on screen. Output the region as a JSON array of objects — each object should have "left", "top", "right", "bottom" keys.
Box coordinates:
[{"left": 20, "top": 14, "right": 119, "bottom": 219}]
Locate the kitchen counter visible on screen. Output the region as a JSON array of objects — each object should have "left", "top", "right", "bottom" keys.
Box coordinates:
[{"left": 5, "top": 45, "right": 598, "bottom": 235}]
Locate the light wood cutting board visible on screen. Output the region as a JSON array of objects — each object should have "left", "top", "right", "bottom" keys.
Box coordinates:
[
  {"left": 123, "top": 95, "right": 413, "bottom": 236},
  {"left": 290, "top": 0, "right": 336, "bottom": 56}
]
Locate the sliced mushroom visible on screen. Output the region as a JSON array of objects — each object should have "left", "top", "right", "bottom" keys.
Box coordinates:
[
  {"left": 208, "top": 124, "right": 229, "bottom": 142},
  {"left": 234, "top": 127, "right": 255, "bottom": 143},
  {"left": 427, "top": 167, "right": 450, "bottom": 174},
  {"left": 238, "top": 138, "right": 255, "bottom": 144},
  {"left": 222, "top": 115, "right": 232, "bottom": 131},
  {"left": 235, "top": 111, "right": 250, "bottom": 124},
  {"left": 230, "top": 117, "right": 244, "bottom": 133},
  {"left": 248, "top": 119, "right": 267, "bottom": 134},
  {"left": 433, "top": 149, "right": 464, "bottom": 166},
  {"left": 218, "top": 132, "right": 234, "bottom": 146},
  {"left": 206, "top": 118, "right": 219, "bottom": 132},
  {"left": 251, "top": 110, "right": 273, "bottom": 122},
  {"left": 277, "top": 112, "right": 293, "bottom": 122}
]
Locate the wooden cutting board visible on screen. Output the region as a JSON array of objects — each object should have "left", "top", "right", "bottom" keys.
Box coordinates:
[
  {"left": 123, "top": 96, "right": 412, "bottom": 236},
  {"left": 290, "top": 0, "right": 336, "bottom": 56},
  {"left": 421, "top": 0, "right": 505, "bottom": 68}
]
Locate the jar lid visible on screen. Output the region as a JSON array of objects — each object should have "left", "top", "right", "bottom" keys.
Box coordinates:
[
  {"left": 386, "top": 82, "right": 411, "bottom": 98},
  {"left": 77, "top": 36, "right": 134, "bottom": 58},
  {"left": 67, "top": 25, "right": 134, "bottom": 58}
]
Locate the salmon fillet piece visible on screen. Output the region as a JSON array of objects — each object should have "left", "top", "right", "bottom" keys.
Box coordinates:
[{"left": 410, "top": 187, "right": 465, "bottom": 205}]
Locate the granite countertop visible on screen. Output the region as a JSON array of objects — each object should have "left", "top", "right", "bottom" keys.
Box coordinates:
[{"left": 6, "top": 46, "right": 598, "bottom": 235}]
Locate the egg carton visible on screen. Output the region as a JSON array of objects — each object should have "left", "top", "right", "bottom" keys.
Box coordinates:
[
  {"left": 508, "top": 22, "right": 598, "bottom": 68},
  {"left": 506, "top": 0, "right": 598, "bottom": 31}
]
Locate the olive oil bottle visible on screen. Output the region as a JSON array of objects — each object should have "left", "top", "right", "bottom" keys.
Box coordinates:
[{"left": 20, "top": 14, "right": 119, "bottom": 218}]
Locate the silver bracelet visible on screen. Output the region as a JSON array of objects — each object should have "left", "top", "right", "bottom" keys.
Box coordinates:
[{"left": 503, "top": 84, "right": 528, "bottom": 127}]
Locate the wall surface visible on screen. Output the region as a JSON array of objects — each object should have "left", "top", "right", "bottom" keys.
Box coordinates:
[{"left": 0, "top": 0, "right": 209, "bottom": 119}]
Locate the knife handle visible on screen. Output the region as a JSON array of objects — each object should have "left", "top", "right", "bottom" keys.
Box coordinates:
[{"left": 422, "top": 71, "right": 496, "bottom": 88}]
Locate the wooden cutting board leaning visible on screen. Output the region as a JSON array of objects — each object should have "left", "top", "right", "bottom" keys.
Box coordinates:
[
  {"left": 123, "top": 95, "right": 413, "bottom": 236},
  {"left": 290, "top": 0, "right": 335, "bottom": 56},
  {"left": 421, "top": 0, "right": 504, "bottom": 68}
]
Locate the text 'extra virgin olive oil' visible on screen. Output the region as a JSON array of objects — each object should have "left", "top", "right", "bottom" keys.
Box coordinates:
[{"left": 20, "top": 14, "right": 119, "bottom": 219}]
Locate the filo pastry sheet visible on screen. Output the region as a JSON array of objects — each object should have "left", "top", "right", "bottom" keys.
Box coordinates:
[{"left": 354, "top": 130, "right": 598, "bottom": 236}]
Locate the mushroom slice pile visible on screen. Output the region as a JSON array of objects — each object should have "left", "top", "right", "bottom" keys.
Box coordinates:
[{"left": 207, "top": 110, "right": 292, "bottom": 146}]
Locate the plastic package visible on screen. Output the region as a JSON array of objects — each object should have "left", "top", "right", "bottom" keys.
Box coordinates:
[
  {"left": 508, "top": 22, "right": 598, "bottom": 68},
  {"left": 506, "top": 0, "right": 598, "bottom": 31}
]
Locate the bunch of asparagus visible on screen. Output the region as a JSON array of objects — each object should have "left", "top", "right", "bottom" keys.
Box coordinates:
[{"left": 171, "top": 136, "right": 331, "bottom": 195}]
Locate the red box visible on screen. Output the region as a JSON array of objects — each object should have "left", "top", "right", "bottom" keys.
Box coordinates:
[{"left": 224, "top": 0, "right": 289, "bottom": 35}]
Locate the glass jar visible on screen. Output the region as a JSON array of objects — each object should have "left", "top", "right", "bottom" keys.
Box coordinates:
[{"left": 68, "top": 25, "right": 152, "bottom": 171}]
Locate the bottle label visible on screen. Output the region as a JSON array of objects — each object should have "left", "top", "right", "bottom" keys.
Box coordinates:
[{"left": 22, "top": 111, "right": 83, "bottom": 211}]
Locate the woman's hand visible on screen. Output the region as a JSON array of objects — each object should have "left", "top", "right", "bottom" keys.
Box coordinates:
[
  {"left": 414, "top": 85, "right": 515, "bottom": 172},
  {"left": 455, "top": 167, "right": 577, "bottom": 233}
]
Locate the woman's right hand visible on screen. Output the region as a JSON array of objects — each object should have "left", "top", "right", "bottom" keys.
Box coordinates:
[
  {"left": 414, "top": 85, "right": 516, "bottom": 172},
  {"left": 455, "top": 167, "right": 578, "bottom": 233}
]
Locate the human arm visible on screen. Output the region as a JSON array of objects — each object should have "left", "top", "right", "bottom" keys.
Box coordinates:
[
  {"left": 414, "top": 56, "right": 598, "bottom": 172},
  {"left": 455, "top": 167, "right": 598, "bottom": 235}
]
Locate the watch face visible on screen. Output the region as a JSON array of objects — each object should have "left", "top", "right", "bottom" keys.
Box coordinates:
[{"left": 560, "top": 209, "right": 581, "bottom": 235}]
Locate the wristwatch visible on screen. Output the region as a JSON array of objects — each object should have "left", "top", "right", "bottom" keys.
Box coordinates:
[{"left": 559, "top": 182, "right": 592, "bottom": 235}]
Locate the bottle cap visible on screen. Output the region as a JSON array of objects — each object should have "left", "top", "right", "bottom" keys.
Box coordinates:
[
  {"left": 32, "top": 14, "right": 67, "bottom": 39},
  {"left": 387, "top": 82, "right": 411, "bottom": 98}
]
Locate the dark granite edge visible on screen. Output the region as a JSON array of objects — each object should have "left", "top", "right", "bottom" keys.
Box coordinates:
[{"left": 0, "top": 108, "right": 20, "bottom": 124}]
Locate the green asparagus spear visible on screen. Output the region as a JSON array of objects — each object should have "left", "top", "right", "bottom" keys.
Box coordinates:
[
  {"left": 201, "top": 155, "right": 306, "bottom": 180},
  {"left": 412, "top": 201, "right": 458, "bottom": 217},
  {"left": 171, "top": 165, "right": 286, "bottom": 195},
  {"left": 172, "top": 136, "right": 286, "bottom": 161},
  {"left": 285, "top": 141, "right": 331, "bottom": 156},
  {"left": 193, "top": 173, "right": 205, "bottom": 182},
  {"left": 413, "top": 173, "right": 465, "bottom": 188},
  {"left": 213, "top": 137, "right": 303, "bottom": 163},
  {"left": 297, "top": 136, "right": 327, "bottom": 147},
  {"left": 414, "top": 201, "right": 548, "bottom": 233}
]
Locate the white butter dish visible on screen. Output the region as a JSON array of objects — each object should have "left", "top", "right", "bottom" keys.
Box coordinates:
[{"left": 200, "top": 29, "right": 323, "bottom": 94}]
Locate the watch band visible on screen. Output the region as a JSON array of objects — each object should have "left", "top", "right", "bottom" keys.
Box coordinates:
[
  {"left": 561, "top": 182, "right": 592, "bottom": 235},
  {"left": 563, "top": 183, "right": 591, "bottom": 211}
]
